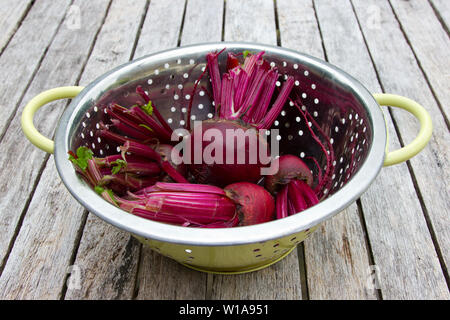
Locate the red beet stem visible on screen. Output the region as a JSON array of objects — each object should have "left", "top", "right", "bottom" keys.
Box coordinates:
[
  {"left": 87, "top": 159, "right": 103, "bottom": 185},
  {"left": 100, "top": 173, "right": 157, "bottom": 190},
  {"left": 291, "top": 179, "right": 319, "bottom": 207},
  {"left": 186, "top": 62, "right": 209, "bottom": 131},
  {"left": 95, "top": 154, "right": 123, "bottom": 166},
  {"left": 287, "top": 180, "right": 308, "bottom": 212},
  {"left": 99, "top": 128, "right": 137, "bottom": 145},
  {"left": 136, "top": 85, "right": 173, "bottom": 133},
  {"left": 106, "top": 105, "right": 152, "bottom": 136},
  {"left": 244, "top": 69, "right": 278, "bottom": 123},
  {"left": 290, "top": 97, "right": 335, "bottom": 198},
  {"left": 117, "top": 188, "right": 238, "bottom": 227},
  {"left": 110, "top": 119, "right": 152, "bottom": 140},
  {"left": 206, "top": 49, "right": 226, "bottom": 112},
  {"left": 122, "top": 161, "right": 160, "bottom": 175},
  {"left": 257, "top": 76, "right": 295, "bottom": 129},
  {"left": 130, "top": 106, "right": 172, "bottom": 141},
  {"left": 235, "top": 64, "right": 270, "bottom": 120},
  {"left": 161, "top": 161, "right": 189, "bottom": 183},
  {"left": 120, "top": 140, "right": 161, "bottom": 162},
  {"left": 151, "top": 182, "right": 226, "bottom": 196},
  {"left": 276, "top": 185, "right": 289, "bottom": 219}
]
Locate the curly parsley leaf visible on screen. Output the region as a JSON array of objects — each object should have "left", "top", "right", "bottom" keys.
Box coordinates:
[
  {"left": 94, "top": 185, "right": 105, "bottom": 194},
  {"left": 141, "top": 100, "right": 153, "bottom": 116},
  {"left": 242, "top": 50, "right": 252, "bottom": 60},
  {"left": 111, "top": 159, "right": 127, "bottom": 174},
  {"left": 68, "top": 146, "right": 93, "bottom": 171}
]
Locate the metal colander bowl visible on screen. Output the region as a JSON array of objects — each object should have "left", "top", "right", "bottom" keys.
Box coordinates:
[{"left": 21, "top": 42, "right": 432, "bottom": 274}]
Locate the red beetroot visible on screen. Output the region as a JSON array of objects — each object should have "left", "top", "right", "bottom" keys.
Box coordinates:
[
  {"left": 187, "top": 119, "right": 269, "bottom": 187},
  {"left": 118, "top": 182, "right": 238, "bottom": 227},
  {"left": 275, "top": 180, "right": 319, "bottom": 219},
  {"left": 265, "top": 154, "right": 313, "bottom": 194},
  {"left": 266, "top": 155, "right": 319, "bottom": 219},
  {"left": 224, "top": 182, "right": 275, "bottom": 226}
]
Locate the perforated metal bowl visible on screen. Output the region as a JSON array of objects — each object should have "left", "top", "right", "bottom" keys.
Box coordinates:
[{"left": 21, "top": 42, "right": 432, "bottom": 274}]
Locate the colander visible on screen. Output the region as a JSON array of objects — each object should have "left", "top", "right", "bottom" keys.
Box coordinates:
[{"left": 21, "top": 42, "right": 432, "bottom": 274}]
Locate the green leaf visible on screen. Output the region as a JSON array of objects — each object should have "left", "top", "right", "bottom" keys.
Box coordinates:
[
  {"left": 242, "top": 50, "right": 251, "bottom": 60},
  {"left": 111, "top": 159, "right": 127, "bottom": 174},
  {"left": 106, "top": 189, "right": 116, "bottom": 202},
  {"left": 95, "top": 186, "right": 118, "bottom": 206},
  {"left": 94, "top": 185, "right": 105, "bottom": 194},
  {"left": 141, "top": 100, "right": 153, "bottom": 115},
  {"left": 68, "top": 146, "right": 93, "bottom": 171}
]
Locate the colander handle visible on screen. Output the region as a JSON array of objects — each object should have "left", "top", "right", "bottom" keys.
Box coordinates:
[
  {"left": 373, "top": 94, "right": 433, "bottom": 167},
  {"left": 21, "top": 86, "right": 84, "bottom": 154}
]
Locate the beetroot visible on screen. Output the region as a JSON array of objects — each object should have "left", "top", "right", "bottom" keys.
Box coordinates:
[
  {"left": 187, "top": 119, "right": 269, "bottom": 187},
  {"left": 266, "top": 155, "right": 319, "bottom": 219},
  {"left": 265, "top": 155, "right": 313, "bottom": 193},
  {"left": 67, "top": 49, "right": 332, "bottom": 228},
  {"left": 225, "top": 182, "right": 275, "bottom": 226}
]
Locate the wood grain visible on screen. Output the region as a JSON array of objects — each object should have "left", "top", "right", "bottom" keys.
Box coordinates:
[
  {"left": 0, "top": 0, "right": 447, "bottom": 300},
  {"left": 430, "top": 0, "right": 450, "bottom": 30},
  {"left": 130, "top": 0, "right": 211, "bottom": 300},
  {"left": 180, "top": 0, "right": 224, "bottom": 45},
  {"left": 0, "top": 0, "right": 34, "bottom": 54},
  {"left": 352, "top": 0, "right": 450, "bottom": 299},
  {"left": 277, "top": 0, "right": 324, "bottom": 58},
  {"left": 133, "top": 0, "right": 227, "bottom": 300},
  {"left": 389, "top": 0, "right": 450, "bottom": 121},
  {"left": 64, "top": 0, "right": 148, "bottom": 300},
  {"left": 0, "top": 0, "right": 111, "bottom": 298},
  {"left": 206, "top": 0, "right": 302, "bottom": 300},
  {"left": 0, "top": 159, "right": 86, "bottom": 299},
  {"left": 277, "top": 0, "right": 376, "bottom": 300},
  {"left": 0, "top": 0, "right": 72, "bottom": 138},
  {"left": 315, "top": 0, "right": 448, "bottom": 299},
  {"left": 133, "top": 0, "right": 186, "bottom": 59},
  {"left": 225, "top": 0, "right": 277, "bottom": 45}
]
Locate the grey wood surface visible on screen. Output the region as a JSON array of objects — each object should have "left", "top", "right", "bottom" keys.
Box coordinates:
[
  {"left": 64, "top": 0, "right": 147, "bottom": 300},
  {"left": 0, "top": 0, "right": 448, "bottom": 300}
]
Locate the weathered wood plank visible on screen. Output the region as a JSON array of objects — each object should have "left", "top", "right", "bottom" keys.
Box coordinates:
[
  {"left": 180, "top": 0, "right": 223, "bottom": 45},
  {"left": 0, "top": 0, "right": 72, "bottom": 138},
  {"left": 0, "top": 0, "right": 111, "bottom": 299},
  {"left": 389, "top": 0, "right": 450, "bottom": 121},
  {"left": 64, "top": 215, "right": 141, "bottom": 300},
  {"left": 277, "top": 0, "right": 324, "bottom": 58},
  {"left": 206, "top": 0, "right": 301, "bottom": 300},
  {"left": 209, "top": 254, "right": 302, "bottom": 299},
  {"left": 64, "top": 0, "right": 148, "bottom": 300},
  {"left": 130, "top": 0, "right": 211, "bottom": 300},
  {"left": 304, "top": 204, "right": 377, "bottom": 300},
  {"left": 277, "top": 0, "right": 377, "bottom": 300},
  {"left": 0, "top": 0, "right": 34, "bottom": 54},
  {"left": 133, "top": 0, "right": 186, "bottom": 59},
  {"left": 224, "top": 0, "right": 277, "bottom": 45},
  {"left": 315, "top": 0, "right": 448, "bottom": 299},
  {"left": 352, "top": 0, "right": 450, "bottom": 299},
  {"left": 136, "top": 246, "right": 207, "bottom": 300},
  {"left": 430, "top": 0, "right": 450, "bottom": 30},
  {"left": 134, "top": 0, "right": 225, "bottom": 300},
  {"left": 0, "top": 159, "right": 86, "bottom": 299}
]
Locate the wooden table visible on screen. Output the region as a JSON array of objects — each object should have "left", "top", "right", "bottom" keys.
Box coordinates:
[{"left": 0, "top": 0, "right": 448, "bottom": 300}]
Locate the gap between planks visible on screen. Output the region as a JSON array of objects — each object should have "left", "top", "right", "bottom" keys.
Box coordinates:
[
  {"left": 351, "top": 0, "right": 449, "bottom": 290},
  {"left": 0, "top": 0, "right": 75, "bottom": 145},
  {"left": 0, "top": 0, "right": 35, "bottom": 57}
]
